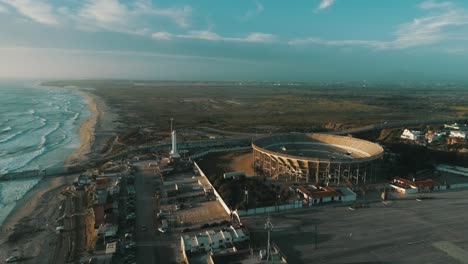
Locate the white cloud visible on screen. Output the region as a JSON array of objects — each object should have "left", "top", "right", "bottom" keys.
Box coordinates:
[
  {"left": 179, "top": 31, "right": 222, "bottom": 41},
  {"left": 176, "top": 31, "right": 276, "bottom": 43},
  {"left": 71, "top": 0, "right": 191, "bottom": 34},
  {"left": 135, "top": 2, "right": 191, "bottom": 28},
  {"left": 79, "top": 0, "right": 127, "bottom": 24},
  {"left": 293, "top": 1, "right": 468, "bottom": 50},
  {"left": 244, "top": 33, "right": 276, "bottom": 43},
  {"left": 288, "top": 37, "right": 387, "bottom": 49},
  {"left": 241, "top": 0, "right": 264, "bottom": 21},
  {"left": 152, "top": 31, "right": 172, "bottom": 41},
  {"left": 420, "top": 0, "right": 454, "bottom": 10},
  {"left": 0, "top": 4, "right": 8, "bottom": 13},
  {"left": 1, "top": 0, "right": 59, "bottom": 25},
  {"left": 316, "top": 0, "right": 335, "bottom": 11}
]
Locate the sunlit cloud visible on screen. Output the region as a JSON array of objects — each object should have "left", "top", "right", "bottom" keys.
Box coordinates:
[
  {"left": 1, "top": 0, "right": 59, "bottom": 25},
  {"left": 316, "top": 0, "right": 335, "bottom": 11},
  {"left": 0, "top": 4, "right": 8, "bottom": 13},
  {"left": 176, "top": 31, "right": 276, "bottom": 43},
  {"left": 151, "top": 31, "right": 173, "bottom": 41}
]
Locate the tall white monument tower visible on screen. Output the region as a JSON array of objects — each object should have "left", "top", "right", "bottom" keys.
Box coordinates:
[{"left": 169, "top": 118, "right": 180, "bottom": 159}]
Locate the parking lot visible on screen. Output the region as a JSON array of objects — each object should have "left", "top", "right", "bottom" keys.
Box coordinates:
[{"left": 243, "top": 189, "right": 468, "bottom": 264}]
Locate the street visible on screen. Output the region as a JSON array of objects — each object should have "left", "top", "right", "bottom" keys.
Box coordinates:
[{"left": 134, "top": 161, "right": 178, "bottom": 264}]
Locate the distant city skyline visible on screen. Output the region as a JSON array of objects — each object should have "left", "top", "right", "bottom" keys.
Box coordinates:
[{"left": 1, "top": 0, "right": 468, "bottom": 81}]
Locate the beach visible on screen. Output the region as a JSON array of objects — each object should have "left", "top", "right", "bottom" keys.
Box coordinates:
[
  {"left": 0, "top": 86, "right": 114, "bottom": 263},
  {"left": 64, "top": 91, "right": 98, "bottom": 167}
]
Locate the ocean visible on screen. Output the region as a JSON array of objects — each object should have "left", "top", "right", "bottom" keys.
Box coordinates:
[{"left": 0, "top": 81, "right": 90, "bottom": 225}]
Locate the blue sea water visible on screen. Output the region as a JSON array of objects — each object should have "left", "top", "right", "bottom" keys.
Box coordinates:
[{"left": 0, "top": 81, "right": 90, "bottom": 225}]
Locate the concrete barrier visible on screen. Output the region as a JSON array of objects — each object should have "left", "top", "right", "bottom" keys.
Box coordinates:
[
  {"left": 193, "top": 162, "right": 232, "bottom": 216},
  {"left": 238, "top": 202, "right": 303, "bottom": 216}
]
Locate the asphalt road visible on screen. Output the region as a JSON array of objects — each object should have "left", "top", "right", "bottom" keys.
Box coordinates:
[
  {"left": 243, "top": 189, "right": 468, "bottom": 264},
  {"left": 134, "top": 161, "right": 178, "bottom": 264}
]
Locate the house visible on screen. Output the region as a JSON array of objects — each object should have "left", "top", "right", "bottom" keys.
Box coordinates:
[{"left": 401, "top": 129, "right": 422, "bottom": 141}]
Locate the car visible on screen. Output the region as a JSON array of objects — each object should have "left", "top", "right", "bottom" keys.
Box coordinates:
[
  {"left": 157, "top": 227, "right": 166, "bottom": 233},
  {"left": 6, "top": 256, "right": 21, "bottom": 263}
]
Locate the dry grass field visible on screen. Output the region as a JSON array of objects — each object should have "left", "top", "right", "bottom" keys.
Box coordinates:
[{"left": 45, "top": 80, "right": 468, "bottom": 137}]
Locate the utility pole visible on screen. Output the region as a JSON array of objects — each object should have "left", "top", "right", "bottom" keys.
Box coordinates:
[{"left": 265, "top": 217, "right": 274, "bottom": 262}]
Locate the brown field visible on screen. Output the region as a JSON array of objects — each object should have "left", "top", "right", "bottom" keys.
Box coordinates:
[{"left": 44, "top": 81, "right": 468, "bottom": 146}]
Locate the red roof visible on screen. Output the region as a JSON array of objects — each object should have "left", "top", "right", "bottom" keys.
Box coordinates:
[
  {"left": 297, "top": 187, "right": 312, "bottom": 197},
  {"left": 394, "top": 177, "right": 440, "bottom": 189}
]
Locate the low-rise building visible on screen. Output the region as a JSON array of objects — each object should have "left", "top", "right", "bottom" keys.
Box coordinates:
[
  {"left": 389, "top": 177, "right": 446, "bottom": 194},
  {"left": 297, "top": 185, "right": 356, "bottom": 205},
  {"left": 401, "top": 129, "right": 422, "bottom": 141},
  {"left": 181, "top": 226, "right": 250, "bottom": 261}
]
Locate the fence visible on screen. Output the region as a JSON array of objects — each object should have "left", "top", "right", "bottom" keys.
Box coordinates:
[
  {"left": 237, "top": 201, "right": 303, "bottom": 216},
  {"left": 191, "top": 146, "right": 251, "bottom": 159}
]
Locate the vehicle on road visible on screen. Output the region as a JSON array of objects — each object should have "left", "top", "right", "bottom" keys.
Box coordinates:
[{"left": 158, "top": 227, "right": 166, "bottom": 233}]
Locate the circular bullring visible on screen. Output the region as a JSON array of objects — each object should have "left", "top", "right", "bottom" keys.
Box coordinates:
[
  {"left": 252, "top": 133, "right": 384, "bottom": 183},
  {"left": 252, "top": 133, "right": 384, "bottom": 164}
]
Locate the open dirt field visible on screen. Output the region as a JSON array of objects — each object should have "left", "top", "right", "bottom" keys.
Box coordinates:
[
  {"left": 175, "top": 201, "right": 229, "bottom": 225},
  {"left": 44, "top": 81, "right": 468, "bottom": 136}
]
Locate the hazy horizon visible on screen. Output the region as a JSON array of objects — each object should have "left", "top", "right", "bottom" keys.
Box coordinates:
[{"left": 1, "top": 0, "right": 468, "bottom": 81}]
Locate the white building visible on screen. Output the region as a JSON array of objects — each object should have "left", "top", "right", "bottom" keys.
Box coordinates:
[
  {"left": 401, "top": 129, "right": 422, "bottom": 141},
  {"left": 181, "top": 227, "right": 249, "bottom": 256},
  {"left": 450, "top": 130, "right": 467, "bottom": 139}
]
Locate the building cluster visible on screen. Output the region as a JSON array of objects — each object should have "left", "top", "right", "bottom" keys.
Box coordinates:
[
  {"left": 181, "top": 226, "right": 249, "bottom": 256},
  {"left": 76, "top": 160, "right": 135, "bottom": 264},
  {"left": 389, "top": 177, "right": 445, "bottom": 194},
  {"left": 400, "top": 123, "right": 468, "bottom": 145}
]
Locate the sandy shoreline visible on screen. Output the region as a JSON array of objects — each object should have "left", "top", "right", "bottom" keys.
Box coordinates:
[
  {"left": 65, "top": 91, "right": 99, "bottom": 167},
  {"left": 0, "top": 85, "right": 114, "bottom": 263}
]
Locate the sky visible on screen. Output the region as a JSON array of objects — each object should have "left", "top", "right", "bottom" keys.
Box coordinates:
[{"left": 1, "top": 0, "right": 468, "bottom": 81}]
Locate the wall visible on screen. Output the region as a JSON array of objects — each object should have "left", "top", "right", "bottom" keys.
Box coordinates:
[
  {"left": 237, "top": 202, "right": 302, "bottom": 216},
  {"left": 449, "top": 183, "right": 468, "bottom": 189},
  {"left": 193, "top": 162, "right": 232, "bottom": 215},
  {"left": 191, "top": 146, "right": 251, "bottom": 159}
]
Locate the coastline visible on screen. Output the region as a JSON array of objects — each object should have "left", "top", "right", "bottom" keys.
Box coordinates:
[
  {"left": 0, "top": 84, "right": 114, "bottom": 263},
  {"left": 64, "top": 91, "right": 99, "bottom": 167}
]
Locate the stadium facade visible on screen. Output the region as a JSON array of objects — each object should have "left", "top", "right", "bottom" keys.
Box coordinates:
[{"left": 252, "top": 133, "right": 384, "bottom": 184}]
